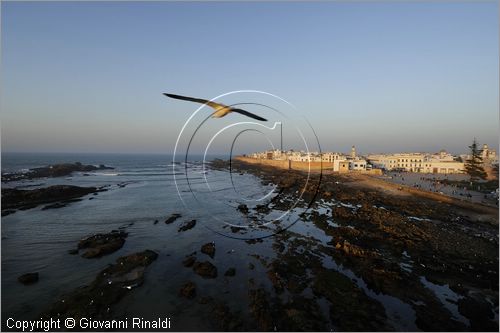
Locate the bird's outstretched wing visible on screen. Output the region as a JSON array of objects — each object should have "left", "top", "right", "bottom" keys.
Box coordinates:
[
  {"left": 163, "top": 93, "right": 226, "bottom": 110},
  {"left": 231, "top": 108, "right": 268, "bottom": 121},
  {"left": 164, "top": 93, "right": 267, "bottom": 121}
]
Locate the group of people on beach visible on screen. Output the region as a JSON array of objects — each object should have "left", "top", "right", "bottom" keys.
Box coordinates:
[{"left": 387, "top": 171, "right": 498, "bottom": 205}]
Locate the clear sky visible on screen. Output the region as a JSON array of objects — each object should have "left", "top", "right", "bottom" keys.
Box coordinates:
[{"left": 1, "top": 1, "right": 498, "bottom": 155}]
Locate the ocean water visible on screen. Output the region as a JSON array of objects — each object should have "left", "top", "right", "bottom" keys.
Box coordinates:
[{"left": 0, "top": 153, "right": 301, "bottom": 329}]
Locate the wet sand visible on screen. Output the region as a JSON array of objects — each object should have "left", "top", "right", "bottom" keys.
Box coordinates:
[{"left": 340, "top": 172, "right": 498, "bottom": 225}]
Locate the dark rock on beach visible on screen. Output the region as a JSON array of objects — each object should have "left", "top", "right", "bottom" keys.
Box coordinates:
[
  {"left": 237, "top": 204, "right": 249, "bottom": 214},
  {"left": 210, "top": 302, "right": 244, "bottom": 331},
  {"left": 249, "top": 287, "right": 329, "bottom": 331},
  {"left": 457, "top": 293, "right": 499, "bottom": 331},
  {"left": 312, "top": 269, "right": 391, "bottom": 331},
  {"left": 224, "top": 268, "right": 236, "bottom": 277},
  {"left": 77, "top": 231, "right": 128, "bottom": 258},
  {"left": 1, "top": 185, "right": 104, "bottom": 214},
  {"left": 193, "top": 261, "right": 217, "bottom": 279},
  {"left": 18, "top": 272, "right": 39, "bottom": 285},
  {"left": 248, "top": 288, "right": 275, "bottom": 331},
  {"left": 179, "top": 281, "right": 196, "bottom": 299},
  {"left": 245, "top": 238, "right": 264, "bottom": 245},
  {"left": 165, "top": 213, "right": 181, "bottom": 224},
  {"left": 178, "top": 220, "right": 196, "bottom": 232},
  {"left": 182, "top": 256, "right": 196, "bottom": 267},
  {"left": 201, "top": 242, "right": 216, "bottom": 258},
  {"left": 41, "top": 250, "right": 158, "bottom": 320},
  {"left": 254, "top": 203, "right": 271, "bottom": 214},
  {"left": 1, "top": 162, "right": 113, "bottom": 182}
]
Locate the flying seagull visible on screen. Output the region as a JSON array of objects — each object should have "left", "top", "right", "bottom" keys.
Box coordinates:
[{"left": 163, "top": 93, "right": 267, "bottom": 121}]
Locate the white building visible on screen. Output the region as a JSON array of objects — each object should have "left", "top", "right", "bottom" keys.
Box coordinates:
[
  {"left": 430, "top": 150, "right": 455, "bottom": 162},
  {"left": 333, "top": 159, "right": 350, "bottom": 172},
  {"left": 367, "top": 153, "right": 425, "bottom": 172},
  {"left": 367, "top": 151, "right": 464, "bottom": 174},
  {"left": 332, "top": 157, "right": 367, "bottom": 172},
  {"left": 349, "top": 159, "right": 367, "bottom": 171},
  {"left": 321, "top": 152, "right": 345, "bottom": 162},
  {"left": 421, "top": 161, "right": 464, "bottom": 174}
]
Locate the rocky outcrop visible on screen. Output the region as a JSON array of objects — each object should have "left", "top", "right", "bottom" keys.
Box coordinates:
[
  {"left": 2, "top": 162, "right": 113, "bottom": 182},
  {"left": 201, "top": 242, "right": 215, "bottom": 258},
  {"left": 1, "top": 185, "right": 104, "bottom": 214},
  {"left": 237, "top": 204, "right": 249, "bottom": 214},
  {"left": 334, "top": 240, "right": 378, "bottom": 258},
  {"left": 312, "top": 269, "right": 391, "bottom": 331},
  {"left": 182, "top": 256, "right": 196, "bottom": 267},
  {"left": 165, "top": 213, "right": 181, "bottom": 224},
  {"left": 42, "top": 250, "right": 158, "bottom": 320},
  {"left": 248, "top": 287, "right": 328, "bottom": 331},
  {"left": 179, "top": 281, "right": 196, "bottom": 299},
  {"left": 76, "top": 231, "right": 128, "bottom": 258},
  {"left": 193, "top": 261, "right": 217, "bottom": 278},
  {"left": 210, "top": 302, "right": 244, "bottom": 331},
  {"left": 178, "top": 220, "right": 196, "bottom": 232}
]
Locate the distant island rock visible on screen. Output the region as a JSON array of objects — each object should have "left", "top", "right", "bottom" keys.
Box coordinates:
[
  {"left": 1, "top": 162, "right": 114, "bottom": 182},
  {"left": 1, "top": 185, "right": 106, "bottom": 215}
]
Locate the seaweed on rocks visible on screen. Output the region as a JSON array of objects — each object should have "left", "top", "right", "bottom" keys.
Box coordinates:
[
  {"left": 178, "top": 220, "right": 196, "bottom": 232},
  {"left": 41, "top": 250, "right": 158, "bottom": 320},
  {"left": 77, "top": 231, "right": 128, "bottom": 258}
]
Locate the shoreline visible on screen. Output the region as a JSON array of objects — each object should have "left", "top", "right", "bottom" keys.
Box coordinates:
[{"left": 234, "top": 156, "right": 498, "bottom": 222}]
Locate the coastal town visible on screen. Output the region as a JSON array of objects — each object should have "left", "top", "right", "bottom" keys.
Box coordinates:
[
  {"left": 247, "top": 144, "right": 498, "bottom": 176},
  {"left": 242, "top": 143, "right": 499, "bottom": 207}
]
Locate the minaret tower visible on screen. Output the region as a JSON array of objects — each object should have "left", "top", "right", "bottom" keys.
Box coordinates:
[
  {"left": 482, "top": 144, "right": 489, "bottom": 159},
  {"left": 351, "top": 145, "right": 356, "bottom": 159}
]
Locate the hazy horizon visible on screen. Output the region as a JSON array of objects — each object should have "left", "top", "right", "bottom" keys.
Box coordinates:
[
  {"left": 0, "top": 143, "right": 492, "bottom": 157},
  {"left": 1, "top": 2, "right": 498, "bottom": 155}
]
